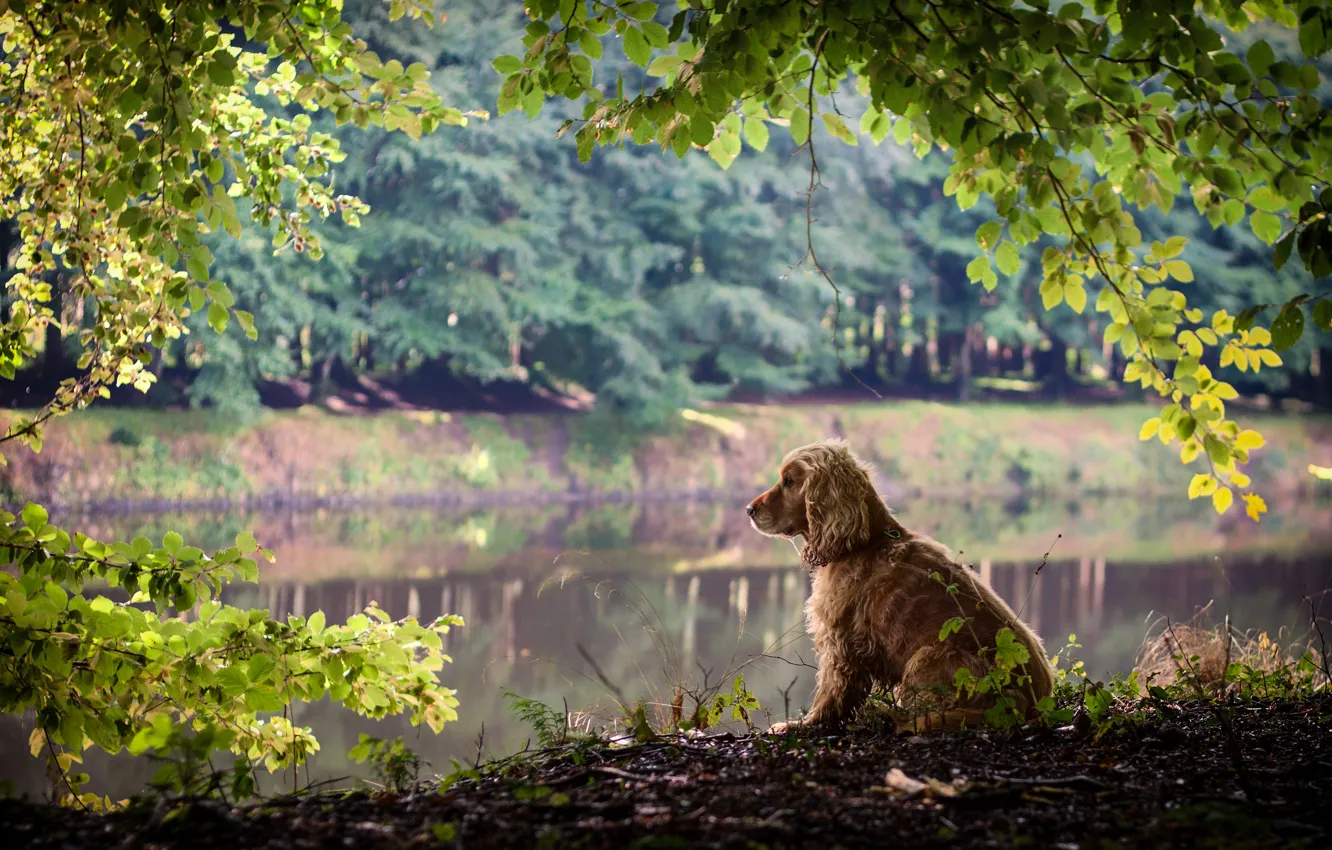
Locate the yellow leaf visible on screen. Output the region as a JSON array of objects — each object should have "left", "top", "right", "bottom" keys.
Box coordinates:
[
  {"left": 1139, "top": 418, "right": 1160, "bottom": 441},
  {"left": 1233, "top": 348, "right": 1248, "bottom": 371},
  {"left": 1247, "top": 327, "right": 1272, "bottom": 346},
  {"left": 1187, "top": 473, "right": 1214, "bottom": 499},
  {"left": 1178, "top": 330, "right": 1203, "bottom": 357},
  {"left": 28, "top": 726, "right": 44, "bottom": 758},
  {"left": 1235, "top": 429, "right": 1266, "bottom": 450},
  {"left": 1219, "top": 345, "right": 1234, "bottom": 368},
  {"left": 1065, "top": 282, "right": 1087, "bottom": 313},
  {"left": 1165, "top": 260, "right": 1194, "bottom": 282},
  {"left": 1213, "top": 382, "right": 1238, "bottom": 400},
  {"left": 1242, "top": 493, "right": 1267, "bottom": 522},
  {"left": 1257, "top": 349, "right": 1282, "bottom": 367},
  {"left": 1309, "top": 464, "right": 1332, "bottom": 480},
  {"left": 1230, "top": 471, "right": 1251, "bottom": 488},
  {"left": 1212, "top": 487, "right": 1233, "bottom": 515},
  {"left": 1181, "top": 441, "right": 1201, "bottom": 464},
  {"left": 1197, "top": 328, "right": 1218, "bottom": 345}
]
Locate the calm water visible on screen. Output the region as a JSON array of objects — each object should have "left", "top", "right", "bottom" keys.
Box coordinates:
[{"left": 2, "top": 495, "right": 1330, "bottom": 800}]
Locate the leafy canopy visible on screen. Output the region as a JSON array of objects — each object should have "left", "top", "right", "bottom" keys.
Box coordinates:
[
  {"left": 0, "top": 0, "right": 470, "bottom": 805},
  {"left": 502, "top": 0, "right": 1332, "bottom": 519},
  {"left": 0, "top": 0, "right": 479, "bottom": 449}
]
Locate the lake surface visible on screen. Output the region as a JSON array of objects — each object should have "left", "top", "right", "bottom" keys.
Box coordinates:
[{"left": 3, "top": 494, "right": 1330, "bottom": 801}]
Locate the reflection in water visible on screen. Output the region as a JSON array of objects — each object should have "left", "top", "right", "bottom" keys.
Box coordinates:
[{"left": 2, "top": 497, "right": 1329, "bottom": 801}]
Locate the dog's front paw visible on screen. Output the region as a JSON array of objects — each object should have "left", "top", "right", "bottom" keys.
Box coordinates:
[{"left": 768, "top": 717, "right": 808, "bottom": 735}]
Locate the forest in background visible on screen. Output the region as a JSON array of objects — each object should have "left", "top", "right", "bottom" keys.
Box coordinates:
[{"left": 3, "top": 0, "right": 1331, "bottom": 428}]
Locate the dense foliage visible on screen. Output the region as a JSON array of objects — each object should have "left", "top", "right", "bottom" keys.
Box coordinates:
[
  {"left": 0, "top": 0, "right": 466, "bottom": 805},
  {"left": 11, "top": 2, "right": 1331, "bottom": 513},
  {"left": 504, "top": 0, "right": 1332, "bottom": 514}
]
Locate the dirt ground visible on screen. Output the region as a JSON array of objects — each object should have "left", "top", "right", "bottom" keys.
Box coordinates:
[{"left": 4, "top": 697, "right": 1330, "bottom": 849}]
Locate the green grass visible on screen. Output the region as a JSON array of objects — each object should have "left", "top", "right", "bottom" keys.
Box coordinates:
[{"left": 3, "top": 401, "right": 1328, "bottom": 508}]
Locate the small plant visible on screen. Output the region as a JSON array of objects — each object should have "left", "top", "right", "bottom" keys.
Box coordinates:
[
  {"left": 348, "top": 735, "right": 427, "bottom": 793},
  {"left": 438, "top": 759, "right": 482, "bottom": 792},
  {"left": 929, "top": 570, "right": 1039, "bottom": 729},
  {"left": 678, "top": 674, "right": 762, "bottom": 732},
  {"left": 504, "top": 692, "right": 571, "bottom": 748}
]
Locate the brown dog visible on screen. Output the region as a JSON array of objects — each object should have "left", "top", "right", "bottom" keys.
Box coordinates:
[{"left": 747, "top": 439, "right": 1055, "bottom": 731}]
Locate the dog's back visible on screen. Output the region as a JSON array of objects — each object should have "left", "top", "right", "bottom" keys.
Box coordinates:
[{"left": 808, "top": 531, "right": 1055, "bottom": 726}]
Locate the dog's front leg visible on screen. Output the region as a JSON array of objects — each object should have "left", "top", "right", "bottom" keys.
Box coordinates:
[{"left": 769, "top": 655, "right": 868, "bottom": 733}]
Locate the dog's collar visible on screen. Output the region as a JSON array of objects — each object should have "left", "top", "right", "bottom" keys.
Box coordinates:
[{"left": 802, "top": 527, "right": 903, "bottom": 570}]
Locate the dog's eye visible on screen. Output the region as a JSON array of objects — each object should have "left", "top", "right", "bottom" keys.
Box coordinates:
[{"left": 782, "top": 476, "right": 793, "bottom": 487}]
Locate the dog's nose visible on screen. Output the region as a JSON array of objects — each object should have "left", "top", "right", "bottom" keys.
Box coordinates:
[{"left": 745, "top": 504, "right": 756, "bottom": 517}]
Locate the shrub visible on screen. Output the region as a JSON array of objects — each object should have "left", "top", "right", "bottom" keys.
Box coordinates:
[{"left": 0, "top": 503, "right": 463, "bottom": 809}]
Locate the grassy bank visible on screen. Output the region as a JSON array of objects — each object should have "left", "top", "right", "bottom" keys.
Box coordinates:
[{"left": 2, "top": 402, "right": 1330, "bottom": 508}]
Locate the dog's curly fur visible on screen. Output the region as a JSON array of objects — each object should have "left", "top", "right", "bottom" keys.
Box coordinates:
[{"left": 747, "top": 439, "right": 1055, "bottom": 732}]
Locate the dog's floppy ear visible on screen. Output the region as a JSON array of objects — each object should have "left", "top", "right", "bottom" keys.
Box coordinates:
[{"left": 801, "top": 442, "right": 880, "bottom": 566}]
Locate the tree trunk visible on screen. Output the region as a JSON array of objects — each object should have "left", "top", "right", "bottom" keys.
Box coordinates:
[
  {"left": 957, "top": 330, "right": 973, "bottom": 402},
  {"left": 975, "top": 332, "right": 992, "bottom": 379},
  {"left": 907, "top": 339, "right": 931, "bottom": 388},
  {"left": 1041, "top": 337, "right": 1070, "bottom": 400},
  {"left": 312, "top": 354, "right": 338, "bottom": 403},
  {"left": 938, "top": 331, "right": 957, "bottom": 377}
]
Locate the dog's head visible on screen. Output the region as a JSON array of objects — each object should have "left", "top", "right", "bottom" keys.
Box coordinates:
[{"left": 745, "top": 438, "right": 892, "bottom": 566}]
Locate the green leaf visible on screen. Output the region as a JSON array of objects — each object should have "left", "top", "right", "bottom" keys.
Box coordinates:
[
  {"left": 622, "top": 26, "right": 650, "bottom": 67},
  {"left": 975, "top": 221, "right": 1001, "bottom": 251},
  {"left": 207, "top": 58, "right": 235, "bottom": 87},
  {"left": 212, "top": 185, "right": 240, "bottom": 238},
  {"left": 965, "top": 255, "right": 990, "bottom": 284},
  {"left": 1246, "top": 186, "right": 1286, "bottom": 213},
  {"left": 996, "top": 242, "right": 1020, "bottom": 275},
  {"left": 235, "top": 310, "right": 258, "bottom": 341},
  {"left": 892, "top": 117, "right": 912, "bottom": 146},
  {"left": 21, "top": 502, "right": 48, "bottom": 531},
  {"left": 1270, "top": 304, "right": 1305, "bottom": 351},
  {"left": 1314, "top": 298, "right": 1332, "bottom": 331},
  {"left": 743, "top": 117, "right": 769, "bottom": 152},
  {"left": 706, "top": 132, "right": 739, "bottom": 169},
  {"left": 578, "top": 30, "right": 603, "bottom": 60},
  {"left": 623, "top": 2, "right": 658, "bottom": 21},
  {"left": 207, "top": 301, "right": 230, "bottom": 334},
  {"left": 491, "top": 55, "right": 523, "bottom": 75},
  {"left": 641, "top": 22, "right": 669, "bottom": 48},
  {"left": 1274, "top": 228, "right": 1296, "bottom": 270},
  {"left": 1250, "top": 211, "right": 1282, "bottom": 245},
  {"left": 1247, "top": 40, "right": 1275, "bottom": 77},
  {"left": 821, "top": 112, "right": 857, "bottom": 145},
  {"left": 186, "top": 246, "right": 213, "bottom": 282},
  {"left": 163, "top": 531, "right": 183, "bottom": 555},
  {"left": 790, "top": 108, "right": 810, "bottom": 146},
  {"left": 646, "top": 55, "right": 681, "bottom": 77},
  {"left": 105, "top": 181, "right": 128, "bottom": 211},
  {"left": 939, "top": 617, "right": 966, "bottom": 641},
  {"left": 247, "top": 653, "right": 277, "bottom": 685}
]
